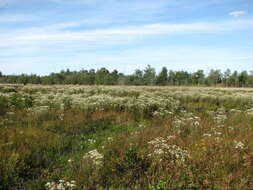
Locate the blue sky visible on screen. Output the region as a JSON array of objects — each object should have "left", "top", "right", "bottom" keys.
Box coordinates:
[{"left": 0, "top": 0, "right": 252, "bottom": 75}]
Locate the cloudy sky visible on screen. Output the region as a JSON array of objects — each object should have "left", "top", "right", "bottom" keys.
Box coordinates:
[{"left": 0, "top": 0, "right": 252, "bottom": 75}]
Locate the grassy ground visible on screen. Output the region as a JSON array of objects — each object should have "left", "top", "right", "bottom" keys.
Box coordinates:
[{"left": 0, "top": 85, "right": 253, "bottom": 190}]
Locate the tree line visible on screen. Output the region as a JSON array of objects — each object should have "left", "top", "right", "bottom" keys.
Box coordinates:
[{"left": 0, "top": 65, "right": 253, "bottom": 87}]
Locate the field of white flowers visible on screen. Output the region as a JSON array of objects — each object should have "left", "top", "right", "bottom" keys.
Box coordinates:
[{"left": 0, "top": 85, "right": 253, "bottom": 190}]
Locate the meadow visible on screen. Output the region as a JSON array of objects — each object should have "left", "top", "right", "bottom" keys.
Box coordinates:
[{"left": 0, "top": 84, "right": 253, "bottom": 190}]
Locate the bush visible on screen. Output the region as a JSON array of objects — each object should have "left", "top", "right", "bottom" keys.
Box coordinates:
[{"left": 9, "top": 93, "right": 34, "bottom": 109}]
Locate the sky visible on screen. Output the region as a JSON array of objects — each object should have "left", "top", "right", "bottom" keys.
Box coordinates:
[{"left": 0, "top": 0, "right": 252, "bottom": 75}]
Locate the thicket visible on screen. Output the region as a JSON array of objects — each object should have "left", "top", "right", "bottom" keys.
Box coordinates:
[{"left": 1, "top": 65, "right": 253, "bottom": 87}]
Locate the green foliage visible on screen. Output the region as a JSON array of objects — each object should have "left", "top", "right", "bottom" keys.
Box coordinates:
[
  {"left": 62, "top": 97, "right": 73, "bottom": 110},
  {"left": 1, "top": 66, "right": 253, "bottom": 87},
  {"left": 122, "top": 146, "right": 150, "bottom": 172},
  {"left": 0, "top": 128, "right": 66, "bottom": 190},
  {"left": 143, "top": 65, "right": 156, "bottom": 85},
  {"left": 156, "top": 67, "right": 168, "bottom": 86},
  {"left": 0, "top": 95, "right": 9, "bottom": 116},
  {"left": 24, "top": 94, "right": 34, "bottom": 107},
  {"left": 9, "top": 93, "right": 34, "bottom": 109}
]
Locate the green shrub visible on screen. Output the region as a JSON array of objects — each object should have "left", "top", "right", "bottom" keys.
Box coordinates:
[{"left": 63, "top": 97, "right": 73, "bottom": 110}]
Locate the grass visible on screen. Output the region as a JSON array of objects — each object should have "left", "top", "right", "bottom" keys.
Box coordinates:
[{"left": 0, "top": 85, "right": 253, "bottom": 189}]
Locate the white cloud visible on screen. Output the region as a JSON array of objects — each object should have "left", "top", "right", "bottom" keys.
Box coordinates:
[
  {"left": 1, "top": 19, "right": 252, "bottom": 46},
  {"left": 1, "top": 18, "right": 253, "bottom": 75},
  {"left": 229, "top": 10, "right": 245, "bottom": 17}
]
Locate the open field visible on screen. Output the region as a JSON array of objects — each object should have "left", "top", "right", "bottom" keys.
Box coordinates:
[{"left": 0, "top": 85, "right": 253, "bottom": 190}]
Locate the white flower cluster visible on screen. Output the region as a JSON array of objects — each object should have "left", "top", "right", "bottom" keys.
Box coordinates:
[
  {"left": 87, "top": 139, "right": 96, "bottom": 144},
  {"left": 234, "top": 140, "right": 245, "bottom": 150},
  {"left": 107, "top": 137, "right": 113, "bottom": 142},
  {"left": 6, "top": 85, "right": 253, "bottom": 121},
  {"left": 165, "top": 87, "right": 253, "bottom": 108},
  {"left": 83, "top": 149, "right": 103, "bottom": 166},
  {"left": 19, "top": 86, "right": 181, "bottom": 116},
  {"left": 45, "top": 180, "right": 76, "bottom": 190},
  {"left": 147, "top": 136, "right": 188, "bottom": 164},
  {"left": 153, "top": 108, "right": 173, "bottom": 117},
  {"left": 172, "top": 113, "right": 200, "bottom": 134},
  {"left": 203, "top": 133, "right": 212, "bottom": 137}
]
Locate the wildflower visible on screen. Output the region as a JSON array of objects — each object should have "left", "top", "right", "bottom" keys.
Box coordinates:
[
  {"left": 214, "top": 131, "right": 222, "bottom": 136},
  {"left": 147, "top": 137, "right": 189, "bottom": 164},
  {"left": 83, "top": 149, "right": 103, "bottom": 167},
  {"left": 45, "top": 180, "right": 77, "bottom": 190},
  {"left": 234, "top": 140, "right": 245, "bottom": 150},
  {"left": 166, "top": 135, "right": 176, "bottom": 140},
  {"left": 87, "top": 139, "right": 96, "bottom": 144},
  {"left": 194, "top": 121, "right": 200, "bottom": 126},
  {"left": 107, "top": 137, "right": 113, "bottom": 142}
]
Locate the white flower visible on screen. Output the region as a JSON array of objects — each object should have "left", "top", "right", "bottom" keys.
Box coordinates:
[
  {"left": 147, "top": 137, "right": 188, "bottom": 164},
  {"left": 87, "top": 139, "right": 96, "bottom": 144},
  {"left": 45, "top": 180, "right": 77, "bottom": 190},
  {"left": 83, "top": 149, "right": 103, "bottom": 166},
  {"left": 234, "top": 140, "right": 245, "bottom": 150},
  {"left": 70, "top": 180, "right": 76, "bottom": 184},
  {"left": 107, "top": 137, "right": 113, "bottom": 142}
]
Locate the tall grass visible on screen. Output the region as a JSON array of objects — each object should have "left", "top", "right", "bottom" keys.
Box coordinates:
[{"left": 0, "top": 85, "right": 253, "bottom": 189}]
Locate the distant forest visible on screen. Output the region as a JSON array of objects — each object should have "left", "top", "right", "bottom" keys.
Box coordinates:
[{"left": 0, "top": 65, "right": 253, "bottom": 87}]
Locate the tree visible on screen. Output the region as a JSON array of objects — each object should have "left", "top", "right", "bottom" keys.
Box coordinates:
[
  {"left": 192, "top": 70, "right": 205, "bottom": 86},
  {"left": 87, "top": 69, "right": 95, "bottom": 85},
  {"left": 207, "top": 69, "right": 222, "bottom": 86},
  {"left": 1, "top": 66, "right": 253, "bottom": 87},
  {"left": 109, "top": 70, "right": 120, "bottom": 85},
  {"left": 55, "top": 73, "right": 66, "bottom": 84},
  {"left": 131, "top": 69, "right": 143, "bottom": 85},
  {"left": 228, "top": 71, "right": 239, "bottom": 87},
  {"left": 95, "top": 68, "right": 109, "bottom": 85},
  {"left": 238, "top": 71, "right": 248, "bottom": 87},
  {"left": 174, "top": 71, "right": 190, "bottom": 86},
  {"left": 19, "top": 74, "right": 29, "bottom": 85},
  {"left": 247, "top": 71, "right": 253, "bottom": 86},
  {"left": 156, "top": 67, "right": 168, "bottom": 86},
  {"left": 223, "top": 69, "right": 231, "bottom": 87},
  {"left": 143, "top": 65, "right": 156, "bottom": 86},
  {"left": 168, "top": 70, "right": 176, "bottom": 85}
]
